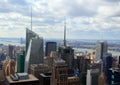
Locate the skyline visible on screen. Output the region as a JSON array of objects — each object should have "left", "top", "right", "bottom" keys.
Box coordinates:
[{"left": 0, "top": 0, "right": 120, "bottom": 39}]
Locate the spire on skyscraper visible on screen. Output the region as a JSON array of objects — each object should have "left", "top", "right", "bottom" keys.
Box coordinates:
[
  {"left": 31, "top": 6, "right": 32, "bottom": 31},
  {"left": 64, "top": 19, "right": 66, "bottom": 47}
]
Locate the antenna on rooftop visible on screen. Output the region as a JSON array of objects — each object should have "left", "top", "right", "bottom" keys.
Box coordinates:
[
  {"left": 64, "top": 18, "right": 67, "bottom": 47},
  {"left": 31, "top": 6, "right": 32, "bottom": 31}
]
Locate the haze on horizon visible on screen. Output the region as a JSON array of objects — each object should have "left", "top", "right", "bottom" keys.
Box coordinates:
[{"left": 0, "top": 0, "right": 120, "bottom": 40}]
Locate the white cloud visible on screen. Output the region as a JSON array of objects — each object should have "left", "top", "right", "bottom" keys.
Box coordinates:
[
  {"left": 97, "top": 5, "right": 120, "bottom": 17},
  {"left": 0, "top": 0, "right": 120, "bottom": 39}
]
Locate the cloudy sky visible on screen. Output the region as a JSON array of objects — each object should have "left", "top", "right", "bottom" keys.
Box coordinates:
[{"left": 0, "top": 0, "right": 120, "bottom": 39}]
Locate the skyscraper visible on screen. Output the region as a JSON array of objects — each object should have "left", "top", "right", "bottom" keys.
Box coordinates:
[
  {"left": 45, "top": 42, "right": 57, "bottom": 56},
  {"left": 96, "top": 41, "right": 108, "bottom": 60},
  {"left": 103, "top": 53, "right": 113, "bottom": 84},
  {"left": 76, "top": 55, "right": 86, "bottom": 72},
  {"left": 17, "top": 51, "right": 25, "bottom": 72},
  {"left": 58, "top": 47, "right": 74, "bottom": 69},
  {"left": 30, "top": 37, "right": 44, "bottom": 63},
  {"left": 58, "top": 20, "right": 74, "bottom": 70},
  {"left": 25, "top": 29, "right": 44, "bottom": 73},
  {"left": 8, "top": 45, "right": 14, "bottom": 58},
  {"left": 52, "top": 57, "right": 68, "bottom": 85}
]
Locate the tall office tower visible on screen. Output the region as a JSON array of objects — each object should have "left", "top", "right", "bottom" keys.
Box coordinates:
[
  {"left": 8, "top": 45, "right": 14, "bottom": 58},
  {"left": 76, "top": 56, "right": 84, "bottom": 72},
  {"left": 103, "top": 53, "right": 113, "bottom": 84},
  {"left": 76, "top": 55, "right": 91, "bottom": 85},
  {"left": 26, "top": 28, "right": 37, "bottom": 53},
  {"left": 17, "top": 51, "right": 25, "bottom": 72},
  {"left": 96, "top": 41, "right": 108, "bottom": 60},
  {"left": 58, "top": 47, "right": 74, "bottom": 70},
  {"left": 29, "top": 37, "right": 44, "bottom": 63},
  {"left": 58, "top": 20, "right": 74, "bottom": 71},
  {"left": 103, "top": 53, "right": 112, "bottom": 72},
  {"left": 25, "top": 37, "right": 44, "bottom": 73},
  {"left": 75, "top": 54, "right": 91, "bottom": 73},
  {"left": 25, "top": 29, "right": 44, "bottom": 73},
  {"left": 45, "top": 42, "right": 57, "bottom": 56},
  {"left": 52, "top": 57, "right": 68, "bottom": 85}
]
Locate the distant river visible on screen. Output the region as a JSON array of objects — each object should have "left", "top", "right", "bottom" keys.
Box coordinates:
[
  {"left": 0, "top": 39, "right": 120, "bottom": 56},
  {"left": 74, "top": 48, "right": 120, "bottom": 57},
  {"left": 0, "top": 40, "right": 25, "bottom": 46}
]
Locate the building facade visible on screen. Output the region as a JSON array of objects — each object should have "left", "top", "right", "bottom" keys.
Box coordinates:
[
  {"left": 58, "top": 47, "right": 74, "bottom": 70},
  {"left": 96, "top": 41, "right": 108, "bottom": 60},
  {"left": 25, "top": 29, "right": 44, "bottom": 73},
  {"left": 45, "top": 42, "right": 57, "bottom": 57},
  {"left": 52, "top": 57, "right": 68, "bottom": 85},
  {"left": 8, "top": 45, "right": 15, "bottom": 58}
]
